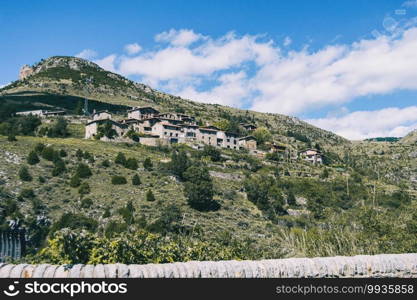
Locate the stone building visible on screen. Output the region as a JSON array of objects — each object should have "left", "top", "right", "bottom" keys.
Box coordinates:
[
  {"left": 299, "top": 148, "right": 323, "bottom": 164},
  {"left": 85, "top": 119, "right": 127, "bottom": 139},
  {"left": 127, "top": 107, "right": 159, "bottom": 120},
  {"left": 91, "top": 110, "right": 112, "bottom": 121},
  {"left": 238, "top": 136, "right": 257, "bottom": 150}
]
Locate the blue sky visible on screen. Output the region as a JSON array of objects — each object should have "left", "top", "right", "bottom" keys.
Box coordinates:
[{"left": 1, "top": 0, "right": 417, "bottom": 139}]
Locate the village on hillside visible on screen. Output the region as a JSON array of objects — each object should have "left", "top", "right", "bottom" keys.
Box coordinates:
[{"left": 14, "top": 106, "right": 324, "bottom": 164}]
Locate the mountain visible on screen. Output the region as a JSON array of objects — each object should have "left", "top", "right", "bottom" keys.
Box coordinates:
[
  {"left": 400, "top": 129, "right": 417, "bottom": 144},
  {"left": 0, "top": 56, "right": 349, "bottom": 148}
]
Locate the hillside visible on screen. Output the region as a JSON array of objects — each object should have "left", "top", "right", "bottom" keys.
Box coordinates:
[
  {"left": 400, "top": 129, "right": 417, "bottom": 144},
  {"left": 0, "top": 56, "right": 348, "bottom": 148},
  {"left": 0, "top": 56, "right": 416, "bottom": 265}
]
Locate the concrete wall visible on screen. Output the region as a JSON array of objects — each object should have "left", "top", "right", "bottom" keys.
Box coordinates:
[{"left": 1, "top": 253, "right": 416, "bottom": 278}]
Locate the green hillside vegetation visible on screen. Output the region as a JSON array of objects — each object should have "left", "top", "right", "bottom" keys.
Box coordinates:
[{"left": 0, "top": 56, "right": 416, "bottom": 264}]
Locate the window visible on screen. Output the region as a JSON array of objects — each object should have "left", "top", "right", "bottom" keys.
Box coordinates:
[
  {"left": 164, "top": 132, "right": 167, "bottom": 135},
  {"left": 227, "top": 139, "right": 230, "bottom": 142}
]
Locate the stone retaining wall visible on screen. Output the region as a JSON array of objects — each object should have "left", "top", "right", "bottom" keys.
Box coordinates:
[{"left": 1, "top": 253, "right": 416, "bottom": 278}]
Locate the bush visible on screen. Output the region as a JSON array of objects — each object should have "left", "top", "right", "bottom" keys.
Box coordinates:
[
  {"left": 111, "top": 176, "right": 127, "bottom": 185},
  {"left": 76, "top": 163, "right": 92, "bottom": 178},
  {"left": 146, "top": 190, "right": 156, "bottom": 202},
  {"left": 102, "top": 207, "right": 111, "bottom": 218},
  {"left": 101, "top": 159, "right": 110, "bottom": 168},
  {"left": 34, "top": 143, "right": 45, "bottom": 153},
  {"left": 19, "top": 188, "right": 35, "bottom": 199},
  {"left": 76, "top": 149, "right": 83, "bottom": 160},
  {"left": 183, "top": 165, "right": 220, "bottom": 211},
  {"left": 125, "top": 158, "right": 138, "bottom": 170},
  {"left": 201, "top": 145, "right": 222, "bottom": 162},
  {"left": 27, "top": 150, "right": 40, "bottom": 165},
  {"left": 41, "top": 146, "right": 56, "bottom": 161},
  {"left": 78, "top": 182, "right": 91, "bottom": 195},
  {"left": 51, "top": 213, "right": 98, "bottom": 233},
  {"left": 132, "top": 174, "right": 141, "bottom": 185},
  {"left": 52, "top": 159, "right": 66, "bottom": 176},
  {"left": 80, "top": 198, "right": 93, "bottom": 209},
  {"left": 115, "top": 152, "right": 126, "bottom": 166},
  {"left": 169, "top": 150, "right": 190, "bottom": 180},
  {"left": 69, "top": 174, "right": 81, "bottom": 188},
  {"left": 46, "top": 118, "right": 69, "bottom": 138},
  {"left": 38, "top": 176, "right": 46, "bottom": 183},
  {"left": 19, "top": 165, "right": 32, "bottom": 182},
  {"left": 59, "top": 149, "right": 67, "bottom": 157},
  {"left": 143, "top": 157, "right": 153, "bottom": 171}
]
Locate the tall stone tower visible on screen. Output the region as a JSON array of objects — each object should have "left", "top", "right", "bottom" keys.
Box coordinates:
[{"left": 19, "top": 65, "right": 34, "bottom": 80}]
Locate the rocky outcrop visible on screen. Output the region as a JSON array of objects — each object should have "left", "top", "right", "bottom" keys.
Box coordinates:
[{"left": 1, "top": 253, "right": 416, "bottom": 278}]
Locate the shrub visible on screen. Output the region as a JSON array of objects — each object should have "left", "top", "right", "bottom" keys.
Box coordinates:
[
  {"left": 59, "top": 149, "right": 67, "bottom": 157},
  {"left": 76, "top": 149, "right": 83, "bottom": 160},
  {"left": 125, "top": 158, "right": 138, "bottom": 170},
  {"left": 27, "top": 150, "right": 40, "bottom": 165},
  {"left": 183, "top": 165, "right": 219, "bottom": 211},
  {"left": 69, "top": 174, "right": 81, "bottom": 188},
  {"left": 102, "top": 207, "right": 111, "bottom": 218},
  {"left": 105, "top": 221, "right": 128, "bottom": 238},
  {"left": 41, "top": 146, "right": 56, "bottom": 161},
  {"left": 146, "top": 190, "right": 156, "bottom": 202},
  {"left": 132, "top": 174, "right": 141, "bottom": 185},
  {"left": 52, "top": 159, "right": 66, "bottom": 176},
  {"left": 19, "top": 188, "right": 35, "bottom": 199},
  {"left": 34, "top": 143, "right": 45, "bottom": 153},
  {"left": 80, "top": 198, "right": 93, "bottom": 209},
  {"left": 78, "top": 182, "right": 91, "bottom": 195},
  {"left": 101, "top": 159, "right": 110, "bottom": 168},
  {"left": 38, "top": 176, "right": 46, "bottom": 183},
  {"left": 76, "top": 163, "right": 92, "bottom": 178},
  {"left": 51, "top": 213, "right": 98, "bottom": 233},
  {"left": 201, "top": 145, "right": 222, "bottom": 162},
  {"left": 46, "top": 117, "right": 69, "bottom": 138},
  {"left": 169, "top": 150, "right": 190, "bottom": 180},
  {"left": 111, "top": 176, "right": 127, "bottom": 185},
  {"left": 115, "top": 152, "right": 126, "bottom": 166},
  {"left": 19, "top": 165, "right": 32, "bottom": 182},
  {"left": 143, "top": 157, "right": 153, "bottom": 171}
]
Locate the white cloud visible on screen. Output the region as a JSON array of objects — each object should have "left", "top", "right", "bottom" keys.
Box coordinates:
[
  {"left": 86, "top": 26, "right": 417, "bottom": 139},
  {"left": 250, "top": 27, "right": 417, "bottom": 114},
  {"left": 403, "top": 0, "right": 417, "bottom": 8},
  {"left": 283, "top": 36, "right": 292, "bottom": 47},
  {"left": 118, "top": 32, "right": 276, "bottom": 82},
  {"left": 75, "top": 49, "right": 98, "bottom": 60},
  {"left": 124, "top": 43, "right": 142, "bottom": 55},
  {"left": 94, "top": 54, "right": 117, "bottom": 73},
  {"left": 307, "top": 106, "right": 417, "bottom": 140},
  {"left": 155, "top": 29, "right": 205, "bottom": 47}
]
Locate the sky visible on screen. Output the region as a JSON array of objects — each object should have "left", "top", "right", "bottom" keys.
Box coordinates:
[{"left": 1, "top": 0, "right": 417, "bottom": 140}]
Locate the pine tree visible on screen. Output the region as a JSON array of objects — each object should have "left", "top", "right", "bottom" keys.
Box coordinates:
[
  {"left": 69, "top": 174, "right": 81, "bottom": 187},
  {"left": 27, "top": 150, "right": 40, "bottom": 165},
  {"left": 19, "top": 165, "right": 32, "bottom": 182},
  {"left": 115, "top": 152, "right": 126, "bottom": 166},
  {"left": 125, "top": 158, "right": 138, "bottom": 170},
  {"left": 146, "top": 190, "right": 155, "bottom": 202},
  {"left": 132, "top": 174, "right": 141, "bottom": 185},
  {"left": 143, "top": 157, "right": 153, "bottom": 171},
  {"left": 76, "top": 163, "right": 92, "bottom": 178}
]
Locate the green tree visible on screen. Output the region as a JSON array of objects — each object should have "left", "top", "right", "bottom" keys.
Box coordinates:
[
  {"left": 146, "top": 189, "right": 156, "bottom": 202},
  {"left": 78, "top": 182, "right": 91, "bottom": 195},
  {"left": 47, "top": 118, "right": 69, "bottom": 138},
  {"left": 125, "top": 158, "right": 138, "bottom": 170},
  {"left": 183, "top": 165, "right": 219, "bottom": 211},
  {"left": 76, "top": 163, "right": 92, "bottom": 178},
  {"left": 253, "top": 127, "right": 272, "bottom": 145},
  {"left": 111, "top": 176, "right": 127, "bottom": 185},
  {"left": 27, "top": 150, "right": 40, "bottom": 165},
  {"left": 201, "top": 145, "right": 222, "bottom": 162},
  {"left": 143, "top": 157, "right": 153, "bottom": 171},
  {"left": 41, "top": 146, "right": 56, "bottom": 161},
  {"left": 19, "top": 165, "right": 32, "bottom": 182},
  {"left": 76, "top": 149, "right": 84, "bottom": 160},
  {"left": 169, "top": 150, "right": 190, "bottom": 180},
  {"left": 52, "top": 159, "right": 66, "bottom": 176},
  {"left": 132, "top": 174, "right": 141, "bottom": 185},
  {"left": 115, "top": 152, "right": 126, "bottom": 166},
  {"left": 69, "top": 174, "right": 81, "bottom": 188}
]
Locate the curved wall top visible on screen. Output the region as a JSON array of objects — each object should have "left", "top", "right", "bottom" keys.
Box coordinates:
[{"left": 0, "top": 253, "right": 416, "bottom": 278}]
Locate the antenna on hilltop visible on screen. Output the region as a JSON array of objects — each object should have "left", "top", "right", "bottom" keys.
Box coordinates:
[{"left": 82, "top": 77, "right": 93, "bottom": 116}]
